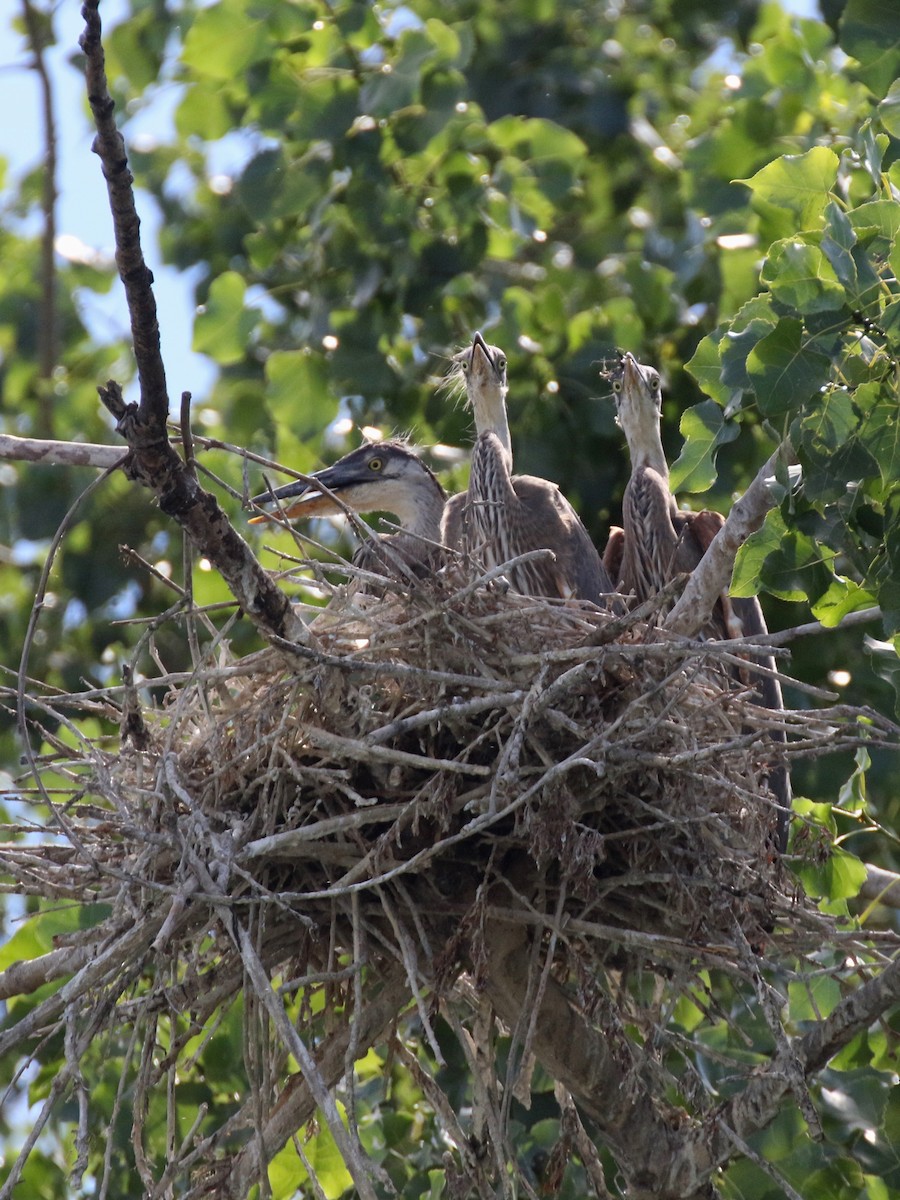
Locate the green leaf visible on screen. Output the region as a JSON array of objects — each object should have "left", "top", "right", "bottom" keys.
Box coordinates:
[
  {"left": 669, "top": 401, "right": 740, "bottom": 493},
  {"left": 745, "top": 318, "right": 832, "bottom": 417},
  {"left": 883, "top": 1086, "right": 900, "bottom": 1149},
  {"left": 788, "top": 975, "right": 842, "bottom": 1022},
  {"left": 268, "top": 1108, "right": 353, "bottom": 1200},
  {"left": 737, "top": 147, "right": 840, "bottom": 231},
  {"left": 821, "top": 201, "right": 860, "bottom": 296},
  {"left": 848, "top": 199, "right": 900, "bottom": 240},
  {"left": 181, "top": 1, "right": 272, "bottom": 81},
  {"left": 192, "top": 272, "right": 259, "bottom": 366},
  {"left": 685, "top": 333, "right": 734, "bottom": 407},
  {"left": 839, "top": 0, "right": 900, "bottom": 95},
  {"left": 733, "top": 507, "right": 835, "bottom": 602},
  {"left": 488, "top": 116, "right": 588, "bottom": 163},
  {"left": 719, "top": 295, "right": 778, "bottom": 392},
  {"left": 856, "top": 381, "right": 900, "bottom": 487},
  {"left": 265, "top": 350, "right": 336, "bottom": 441},
  {"left": 360, "top": 28, "right": 437, "bottom": 116},
  {"left": 879, "top": 78, "right": 900, "bottom": 135},
  {"left": 838, "top": 746, "right": 870, "bottom": 810},
  {"left": 731, "top": 509, "right": 794, "bottom": 599},
  {"left": 794, "top": 844, "right": 868, "bottom": 901},
  {"left": 811, "top": 577, "right": 877, "bottom": 627},
  {"left": 761, "top": 238, "right": 845, "bottom": 314},
  {"left": 176, "top": 82, "right": 234, "bottom": 141}
]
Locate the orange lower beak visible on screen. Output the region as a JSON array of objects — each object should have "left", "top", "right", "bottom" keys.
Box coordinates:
[{"left": 248, "top": 490, "right": 347, "bottom": 525}]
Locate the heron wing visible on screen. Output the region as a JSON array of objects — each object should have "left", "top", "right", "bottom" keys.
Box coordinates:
[
  {"left": 602, "top": 526, "right": 625, "bottom": 587},
  {"left": 441, "top": 492, "right": 466, "bottom": 551},
  {"left": 511, "top": 475, "right": 614, "bottom": 601}
]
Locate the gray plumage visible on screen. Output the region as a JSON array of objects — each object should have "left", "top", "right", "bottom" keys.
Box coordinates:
[
  {"left": 250, "top": 440, "right": 446, "bottom": 581},
  {"left": 604, "top": 352, "right": 791, "bottom": 851},
  {"left": 442, "top": 331, "right": 614, "bottom": 603}
]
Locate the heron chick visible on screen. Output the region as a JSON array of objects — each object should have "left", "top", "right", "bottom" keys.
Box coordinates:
[
  {"left": 603, "top": 351, "right": 791, "bottom": 850},
  {"left": 249, "top": 440, "right": 446, "bottom": 581},
  {"left": 443, "top": 331, "right": 615, "bottom": 604}
]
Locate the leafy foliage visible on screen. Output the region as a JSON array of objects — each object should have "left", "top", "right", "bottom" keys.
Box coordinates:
[{"left": 3, "top": 0, "right": 900, "bottom": 1196}]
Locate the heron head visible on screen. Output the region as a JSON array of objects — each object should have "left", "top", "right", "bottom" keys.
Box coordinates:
[
  {"left": 249, "top": 441, "right": 444, "bottom": 526},
  {"left": 450, "top": 331, "right": 508, "bottom": 409},
  {"left": 604, "top": 352, "right": 662, "bottom": 427}
]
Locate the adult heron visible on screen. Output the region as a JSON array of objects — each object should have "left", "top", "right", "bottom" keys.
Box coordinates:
[
  {"left": 443, "top": 331, "right": 615, "bottom": 603},
  {"left": 603, "top": 352, "right": 791, "bottom": 850},
  {"left": 249, "top": 440, "right": 446, "bottom": 581}
]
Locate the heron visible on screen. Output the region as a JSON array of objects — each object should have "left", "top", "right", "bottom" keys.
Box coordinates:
[
  {"left": 249, "top": 440, "right": 446, "bottom": 581},
  {"left": 603, "top": 351, "right": 791, "bottom": 850},
  {"left": 442, "top": 331, "right": 615, "bottom": 603}
]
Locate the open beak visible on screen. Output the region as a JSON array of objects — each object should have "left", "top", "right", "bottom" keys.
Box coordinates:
[{"left": 470, "top": 330, "right": 498, "bottom": 382}]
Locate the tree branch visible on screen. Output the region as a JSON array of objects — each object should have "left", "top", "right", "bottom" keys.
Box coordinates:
[
  {"left": 227, "top": 966, "right": 410, "bottom": 1198},
  {"left": 77, "top": 6, "right": 310, "bottom": 647},
  {"left": 22, "top": 0, "right": 58, "bottom": 437},
  {"left": 79, "top": 0, "right": 167, "bottom": 424},
  {"left": 0, "top": 432, "right": 126, "bottom": 469},
  {"left": 484, "top": 900, "right": 900, "bottom": 1199},
  {"left": 665, "top": 445, "right": 792, "bottom": 637}
]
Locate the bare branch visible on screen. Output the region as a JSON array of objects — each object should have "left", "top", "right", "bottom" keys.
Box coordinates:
[
  {"left": 77, "top": 2, "right": 310, "bottom": 649},
  {"left": 0, "top": 432, "right": 126, "bottom": 469},
  {"left": 79, "top": 0, "right": 167, "bottom": 423},
  {"left": 860, "top": 864, "right": 900, "bottom": 910},
  {"left": 21, "top": 0, "right": 58, "bottom": 437}
]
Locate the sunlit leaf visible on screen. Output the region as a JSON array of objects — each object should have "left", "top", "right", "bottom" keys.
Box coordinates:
[
  {"left": 794, "top": 844, "right": 868, "bottom": 901},
  {"left": 192, "top": 271, "right": 259, "bottom": 366},
  {"left": 848, "top": 199, "right": 900, "bottom": 240},
  {"left": 181, "top": 0, "right": 271, "bottom": 81},
  {"left": 812, "top": 578, "right": 878, "bottom": 626},
  {"left": 737, "top": 147, "right": 840, "bottom": 231},
  {"left": 761, "top": 238, "right": 845, "bottom": 314},
  {"left": 878, "top": 78, "right": 900, "bottom": 135},
  {"left": 268, "top": 1108, "right": 353, "bottom": 1200},
  {"left": 669, "top": 401, "right": 740, "bottom": 493},
  {"left": 685, "top": 333, "right": 734, "bottom": 407}
]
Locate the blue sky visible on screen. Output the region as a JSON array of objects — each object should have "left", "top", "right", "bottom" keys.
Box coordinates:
[{"left": 0, "top": 0, "right": 216, "bottom": 407}]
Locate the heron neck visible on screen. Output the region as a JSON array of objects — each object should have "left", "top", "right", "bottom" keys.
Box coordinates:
[
  {"left": 624, "top": 418, "right": 668, "bottom": 482},
  {"left": 387, "top": 482, "right": 445, "bottom": 542},
  {"left": 473, "top": 406, "right": 512, "bottom": 468}
]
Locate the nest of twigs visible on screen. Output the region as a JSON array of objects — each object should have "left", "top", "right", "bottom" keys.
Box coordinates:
[
  {"left": 8, "top": 559, "right": 877, "bottom": 971},
  {"left": 4, "top": 557, "right": 895, "bottom": 1196}
]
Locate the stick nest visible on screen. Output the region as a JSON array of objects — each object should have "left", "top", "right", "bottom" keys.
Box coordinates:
[
  {"left": 5, "top": 563, "right": 898, "bottom": 1196},
  {"left": 15, "top": 567, "right": 880, "bottom": 974}
]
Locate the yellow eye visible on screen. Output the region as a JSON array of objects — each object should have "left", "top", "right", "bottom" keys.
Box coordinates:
[
  {"left": 368, "top": 457, "right": 383, "bottom": 472},
  {"left": 497, "top": 355, "right": 507, "bottom": 371},
  {"left": 612, "top": 379, "right": 622, "bottom": 392}
]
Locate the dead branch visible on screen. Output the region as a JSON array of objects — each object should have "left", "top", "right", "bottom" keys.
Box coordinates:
[
  {"left": 0, "top": 432, "right": 126, "bottom": 469},
  {"left": 21, "top": 0, "right": 58, "bottom": 437},
  {"left": 665, "top": 444, "right": 793, "bottom": 637},
  {"left": 76, "top": 3, "right": 310, "bottom": 649}
]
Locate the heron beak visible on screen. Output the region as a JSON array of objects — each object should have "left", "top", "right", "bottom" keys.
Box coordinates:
[
  {"left": 472, "top": 330, "right": 490, "bottom": 358},
  {"left": 470, "top": 330, "right": 500, "bottom": 382},
  {"left": 248, "top": 470, "right": 351, "bottom": 524},
  {"left": 620, "top": 352, "right": 640, "bottom": 390}
]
